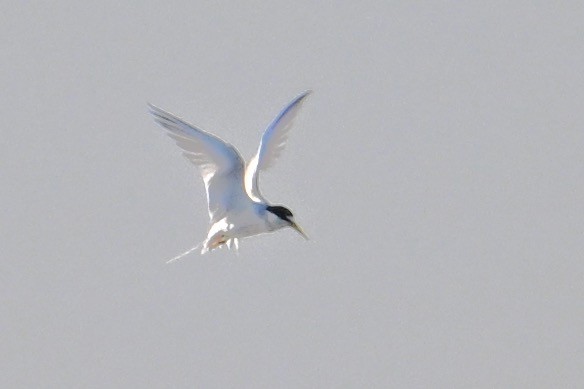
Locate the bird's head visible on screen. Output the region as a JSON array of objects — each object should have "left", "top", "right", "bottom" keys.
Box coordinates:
[{"left": 266, "top": 205, "right": 308, "bottom": 239}]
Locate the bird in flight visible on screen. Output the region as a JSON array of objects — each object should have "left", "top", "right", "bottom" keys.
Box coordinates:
[{"left": 148, "top": 91, "right": 311, "bottom": 260}]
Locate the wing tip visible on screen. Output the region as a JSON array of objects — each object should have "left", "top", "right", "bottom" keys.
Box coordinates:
[
  {"left": 299, "top": 89, "right": 313, "bottom": 101},
  {"left": 147, "top": 102, "right": 165, "bottom": 118}
]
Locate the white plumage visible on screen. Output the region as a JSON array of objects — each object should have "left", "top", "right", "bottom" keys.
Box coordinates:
[{"left": 148, "top": 91, "right": 311, "bottom": 259}]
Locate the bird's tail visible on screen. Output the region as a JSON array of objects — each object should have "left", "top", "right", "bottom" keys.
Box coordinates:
[
  {"left": 165, "top": 241, "right": 204, "bottom": 264},
  {"left": 226, "top": 238, "right": 240, "bottom": 255}
]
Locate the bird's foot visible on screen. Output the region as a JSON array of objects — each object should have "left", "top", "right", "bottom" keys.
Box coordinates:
[{"left": 207, "top": 234, "right": 228, "bottom": 250}]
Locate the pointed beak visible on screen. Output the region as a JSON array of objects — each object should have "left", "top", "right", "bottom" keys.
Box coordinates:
[{"left": 291, "top": 222, "right": 309, "bottom": 240}]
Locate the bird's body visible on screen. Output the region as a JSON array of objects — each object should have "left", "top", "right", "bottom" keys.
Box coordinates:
[
  {"left": 204, "top": 202, "right": 265, "bottom": 253},
  {"left": 148, "top": 91, "right": 310, "bottom": 257}
]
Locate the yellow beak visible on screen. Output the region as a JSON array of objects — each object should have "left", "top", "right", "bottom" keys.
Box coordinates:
[{"left": 291, "top": 222, "right": 309, "bottom": 240}]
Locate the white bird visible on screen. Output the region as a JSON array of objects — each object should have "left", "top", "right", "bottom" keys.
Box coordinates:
[{"left": 148, "top": 91, "right": 311, "bottom": 259}]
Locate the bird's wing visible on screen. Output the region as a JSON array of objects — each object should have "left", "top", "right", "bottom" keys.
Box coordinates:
[
  {"left": 148, "top": 103, "right": 247, "bottom": 222},
  {"left": 244, "top": 91, "right": 311, "bottom": 202}
]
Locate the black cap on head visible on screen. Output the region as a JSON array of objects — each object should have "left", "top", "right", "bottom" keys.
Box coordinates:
[{"left": 266, "top": 205, "right": 293, "bottom": 222}]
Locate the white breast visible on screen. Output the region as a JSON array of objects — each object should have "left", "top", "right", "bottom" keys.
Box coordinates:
[{"left": 208, "top": 202, "right": 269, "bottom": 241}]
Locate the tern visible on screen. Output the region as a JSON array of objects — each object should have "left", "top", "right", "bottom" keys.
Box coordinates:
[{"left": 148, "top": 91, "right": 311, "bottom": 260}]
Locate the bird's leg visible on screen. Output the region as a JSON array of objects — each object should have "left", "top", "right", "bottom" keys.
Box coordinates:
[{"left": 207, "top": 232, "right": 228, "bottom": 250}]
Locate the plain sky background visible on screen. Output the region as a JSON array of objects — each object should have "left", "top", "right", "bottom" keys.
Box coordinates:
[{"left": 1, "top": 1, "right": 583, "bottom": 388}]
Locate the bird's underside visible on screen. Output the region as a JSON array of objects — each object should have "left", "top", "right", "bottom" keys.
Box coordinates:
[{"left": 205, "top": 234, "right": 237, "bottom": 253}]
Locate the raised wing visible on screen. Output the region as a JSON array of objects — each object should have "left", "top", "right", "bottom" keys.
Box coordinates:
[
  {"left": 244, "top": 91, "right": 311, "bottom": 202},
  {"left": 148, "top": 103, "right": 247, "bottom": 222}
]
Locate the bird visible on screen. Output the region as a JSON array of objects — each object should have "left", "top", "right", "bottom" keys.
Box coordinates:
[{"left": 148, "top": 91, "right": 311, "bottom": 260}]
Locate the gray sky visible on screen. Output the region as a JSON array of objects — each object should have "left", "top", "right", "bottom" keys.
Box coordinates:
[{"left": 1, "top": 1, "right": 583, "bottom": 388}]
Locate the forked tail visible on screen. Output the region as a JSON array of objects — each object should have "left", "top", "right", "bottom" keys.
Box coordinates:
[
  {"left": 166, "top": 236, "right": 240, "bottom": 263},
  {"left": 165, "top": 241, "right": 204, "bottom": 264}
]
